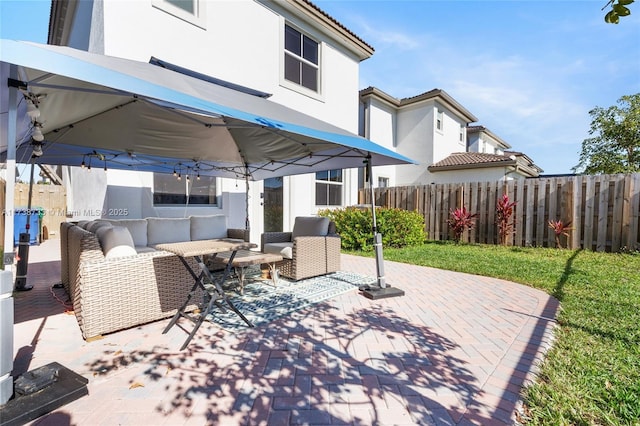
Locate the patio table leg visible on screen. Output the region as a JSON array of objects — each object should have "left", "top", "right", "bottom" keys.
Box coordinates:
[
  {"left": 268, "top": 263, "right": 279, "bottom": 287},
  {"left": 163, "top": 251, "right": 254, "bottom": 350},
  {"left": 235, "top": 266, "right": 246, "bottom": 295}
]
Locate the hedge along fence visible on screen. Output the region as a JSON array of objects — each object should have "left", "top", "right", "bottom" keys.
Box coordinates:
[{"left": 359, "top": 173, "right": 640, "bottom": 252}]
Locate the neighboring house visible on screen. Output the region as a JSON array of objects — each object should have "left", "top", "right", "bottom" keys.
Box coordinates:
[
  {"left": 47, "top": 0, "right": 373, "bottom": 241},
  {"left": 359, "top": 87, "right": 477, "bottom": 186},
  {"left": 426, "top": 126, "right": 543, "bottom": 183},
  {"left": 466, "top": 125, "right": 509, "bottom": 155},
  {"left": 359, "top": 87, "right": 542, "bottom": 186}
]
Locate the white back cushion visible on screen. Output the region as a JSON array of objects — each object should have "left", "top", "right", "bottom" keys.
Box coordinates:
[
  {"left": 190, "top": 215, "right": 227, "bottom": 240},
  {"left": 147, "top": 217, "right": 191, "bottom": 246},
  {"left": 106, "top": 219, "right": 148, "bottom": 247},
  {"left": 292, "top": 216, "right": 330, "bottom": 239},
  {"left": 87, "top": 220, "right": 113, "bottom": 234}
]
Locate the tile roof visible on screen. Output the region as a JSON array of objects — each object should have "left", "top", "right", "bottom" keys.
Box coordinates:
[
  {"left": 428, "top": 152, "right": 516, "bottom": 171},
  {"left": 359, "top": 87, "right": 478, "bottom": 122},
  {"left": 301, "top": 0, "right": 374, "bottom": 52}
]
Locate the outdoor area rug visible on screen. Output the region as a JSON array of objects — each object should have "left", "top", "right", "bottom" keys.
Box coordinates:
[{"left": 205, "top": 270, "right": 374, "bottom": 331}]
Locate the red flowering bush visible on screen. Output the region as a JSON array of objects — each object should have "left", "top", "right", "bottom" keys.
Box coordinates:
[{"left": 447, "top": 207, "right": 478, "bottom": 243}]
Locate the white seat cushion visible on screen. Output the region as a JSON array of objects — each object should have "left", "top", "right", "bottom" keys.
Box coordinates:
[
  {"left": 190, "top": 215, "right": 227, "bottom": 240},
  {"left": 135, "top": 246, "right": 157, "bottom": 254},
  {"left": 96, "top": 226, "right": 137, "bottom": 259},
  {"left": 263, "top": 242, "right": 293, "bottom": 259}
]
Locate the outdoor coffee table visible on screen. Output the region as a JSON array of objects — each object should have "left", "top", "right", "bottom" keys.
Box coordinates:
[
  {"left": 156, "top": 238, "right": 257, "bottom": 350},
  {"left": 212, "top": 249, "right": 284, "bottom": 294}
]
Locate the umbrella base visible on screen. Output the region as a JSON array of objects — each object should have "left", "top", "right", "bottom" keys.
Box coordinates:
[
  {"left": 361, "top": 285, "right": 405, "bottom": 300},
  {"left": 1, "top": 362, "right": 88, "bottom": 426}
]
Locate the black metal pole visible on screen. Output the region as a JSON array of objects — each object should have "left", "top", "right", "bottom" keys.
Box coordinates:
[
  {"left": 361, "top": 154, "right": 404, "bottom": 299},
  {"left": 367, "top": 156, "right": 387, "bottom": 289},
  {"left": 14, "top": 161, "right": 35, "bottom": 291}
]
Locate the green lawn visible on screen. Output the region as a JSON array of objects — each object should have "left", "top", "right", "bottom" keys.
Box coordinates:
[{"left": 350, "top": 242, "right": 640, "bottom": 425}]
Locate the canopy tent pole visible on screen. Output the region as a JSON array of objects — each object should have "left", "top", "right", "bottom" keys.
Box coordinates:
[
  {"left": 14, "top": 160, "right": 35, "bottom": 291},
  {"left": 244, "top": 165, "right": 250, "bottom": 242},
  {"left": 368, "top": 155, "right": 386, "bottom": 289},
  {"left": 361, "top": 154, "right": 404, "bottom": 300}
]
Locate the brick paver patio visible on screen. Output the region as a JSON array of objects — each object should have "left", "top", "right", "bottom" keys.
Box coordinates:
[{"left": 7, "top": 239, "right": 558, "bottom": 425}]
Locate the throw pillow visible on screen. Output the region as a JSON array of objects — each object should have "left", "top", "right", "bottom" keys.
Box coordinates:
[{"left": 96, "top": 226, "right": 137, "bottom": 259}]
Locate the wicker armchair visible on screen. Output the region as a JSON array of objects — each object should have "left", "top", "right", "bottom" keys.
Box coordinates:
[{"left": 261, "top": 216, "right": 341, "bottom": 281}]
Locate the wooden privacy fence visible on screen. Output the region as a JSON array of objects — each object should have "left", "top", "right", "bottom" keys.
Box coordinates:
[
  {"left": 359, "top": 173, "right": 640, "bottom": 252},
  {"left": 0, "top": 181, "right": 67, "bottom": 247}
]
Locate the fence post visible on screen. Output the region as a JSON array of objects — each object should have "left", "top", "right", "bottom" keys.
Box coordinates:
[
  {"left": 630, "top": 174, "right": 640, "bottom": 250},
  {"left": 515, "top": 180, "right": 524, "bottom": 247},
  {"left": 569, "top": 176, "right": 581, "bottom": 249},
  {"left": 612, "top": 175, "right": 625, "bottom": 252},
  {"left": 596, "top": 175, "right": 609, "bottom": 252}
]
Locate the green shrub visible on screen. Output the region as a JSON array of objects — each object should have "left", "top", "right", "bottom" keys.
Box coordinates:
[{"left": 318, "top": 207, "right": 427, "bottom": 251}]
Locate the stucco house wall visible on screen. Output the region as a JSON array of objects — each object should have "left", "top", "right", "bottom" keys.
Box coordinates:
[
  {"left": 467, "top": 126, "right": 510, "bottom": 155},
  {"left": 428, "top": 167, "right": 512, "bottom": 184},
  {"left": 360, "top": 88, "right": 477, "bottom": 187},
  {"left": 53, "top": 0, "right": 368, "bottom": 239}
]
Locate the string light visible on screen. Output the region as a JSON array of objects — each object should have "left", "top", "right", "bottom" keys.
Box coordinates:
[
  {"left": 31, "top": 142, "right": 43, "bottom": 157},
  {"left": 26, "top": 100, "right": 40, "bottom": 120},
  {"left": 31, "top": 122, "right": 44, "bottom": 142}
]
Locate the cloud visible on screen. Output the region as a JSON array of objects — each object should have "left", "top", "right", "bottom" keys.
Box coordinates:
[
  {"left": 353, "top": 18, "right": 422, "bottom": 51},
  {"left": 346, "top": 4, "right": 637, "bottom": 174}
]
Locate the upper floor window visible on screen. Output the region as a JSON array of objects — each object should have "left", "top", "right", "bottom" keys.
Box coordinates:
[
  {"left": 153, "top": 173, "right": 217, "bottom": 206},
  {"left": 436, "top": 110, "right": 444, "bottom": 131},
  {"left": 315, "top": 169, "right": 342, "bottom": 206},
  {"left": 459, "top": 125, "right": 465, "bottom": 144},
  {"left": 284, "top": 24, "right": 319, "bottom": 93},
  {"left": 378, "top": 177, "right": 389, "bottom": 188},
  {"left": 153, "top": 0, "right": 206, "bottom": 28}
]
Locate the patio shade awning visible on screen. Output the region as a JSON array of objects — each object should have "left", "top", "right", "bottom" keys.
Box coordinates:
[{"left": 0, "top": 39, "right": 415, "bottom": 180}]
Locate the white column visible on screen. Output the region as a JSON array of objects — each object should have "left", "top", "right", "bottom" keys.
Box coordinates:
[
  {"left": 0, "top": 271, "right": 14, "bottom": 404},
  {"left": 0, "top": 62, "right": 18, "bottom": 404}
]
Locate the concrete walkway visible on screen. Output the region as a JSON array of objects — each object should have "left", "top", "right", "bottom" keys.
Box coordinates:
[{"left": 8, "top": 239, "right": 558, "bottom": 425}]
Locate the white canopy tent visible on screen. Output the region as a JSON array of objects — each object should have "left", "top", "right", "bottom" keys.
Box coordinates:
[
  {"left": 1, "top": 40, "right": 413, "bottom": 179},
  {"left": 1, "top": 39, "right": 415, "bottom": 404}
]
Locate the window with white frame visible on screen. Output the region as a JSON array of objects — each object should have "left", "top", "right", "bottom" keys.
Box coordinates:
[
  {"left": 315, "top": 169, "right": 342, "bottom": 206},
  {"left": 436, "top": 110, "right": 444, "bottom": 131},
  {"left": 152, "top": 0, "right": 206, "bottom": 28},
  {"left": 153, "top": 173, "right": 217, "bottom": 206},
  {"left": 459, "top": 125, "right": 465, "bottom": 144},
  {"left": 284, "top": 24, "right": 319, "bottom": 93},
  {"left": 378, "top": 177, "right": 389, "bottom": 188}
]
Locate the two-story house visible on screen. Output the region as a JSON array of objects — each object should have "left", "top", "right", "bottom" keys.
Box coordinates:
[
  {"left": 427, "top": 125, "right": 543, "bottom": 183},
  {"left": 359, "top": 87, "right": 542, "bottom": 186},
  {"left": 48, "top": 0, "right": 374, "bottom": 241}
]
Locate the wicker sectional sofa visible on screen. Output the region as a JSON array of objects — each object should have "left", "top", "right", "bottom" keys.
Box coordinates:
[{"left": 60, "top": 215, "right": 246, "bottom": 339}]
